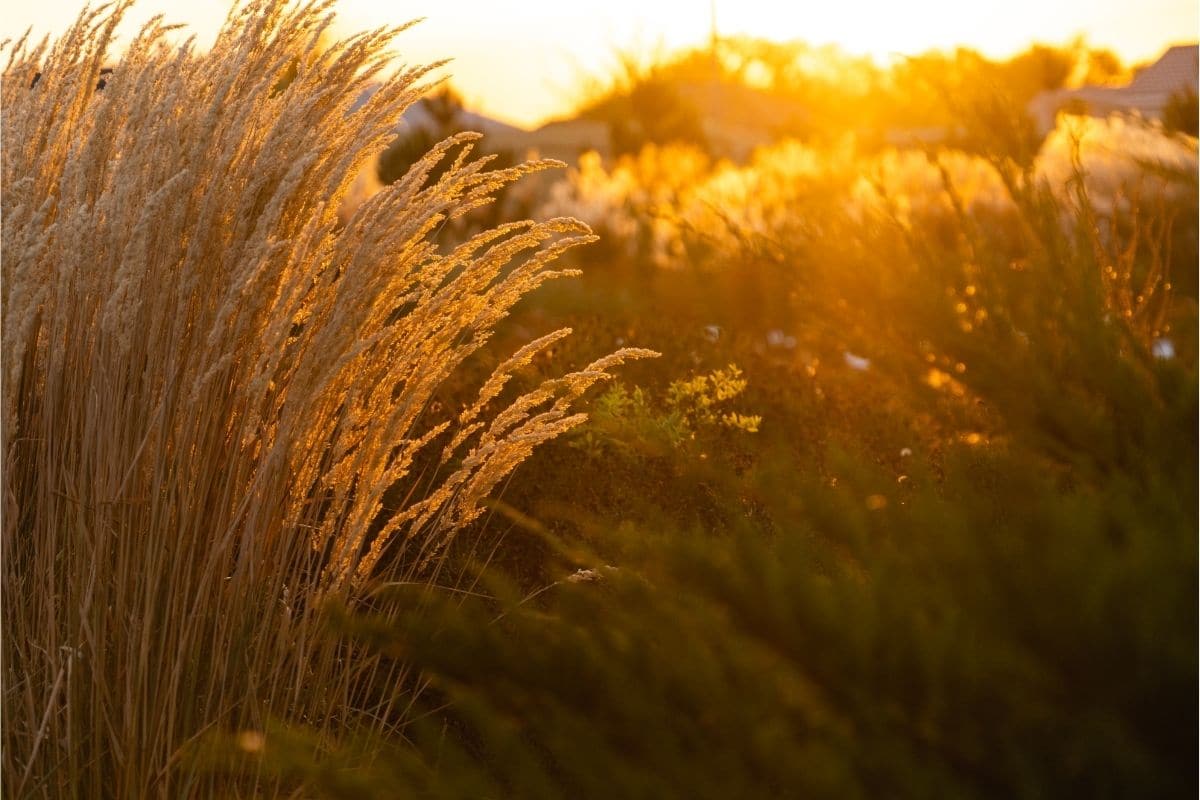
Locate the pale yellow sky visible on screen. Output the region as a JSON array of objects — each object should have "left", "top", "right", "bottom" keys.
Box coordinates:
[{"left": 3, "top": 1, "right": 1197, "bottom": 127}]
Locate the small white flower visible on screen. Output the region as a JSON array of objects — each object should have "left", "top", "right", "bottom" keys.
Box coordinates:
[
  {"left": 843, "top": 351, "right": 871, "bottom": 371},
  {"left": 567, "top": 568, "right": 600, "bottom": 583},
  {"left": 765, "top": 330, "right": 796, "bottom": 349},
  {"left": 1152, "top": 338, "right": 1175, "bottom": 360}
]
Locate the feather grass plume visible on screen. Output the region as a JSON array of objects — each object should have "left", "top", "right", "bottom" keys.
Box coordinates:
[{"left": 0, "top": 2, "right": 655, "bottom": 796}]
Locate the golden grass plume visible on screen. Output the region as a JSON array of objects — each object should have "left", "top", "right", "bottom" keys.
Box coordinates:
[{"left": 1, "top": 2, "right": 654, "bottom": 795}]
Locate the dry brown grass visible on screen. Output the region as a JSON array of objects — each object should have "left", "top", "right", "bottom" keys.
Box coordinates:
[{"left": 1, "top": 2, "right": 653, "bottom": 795}]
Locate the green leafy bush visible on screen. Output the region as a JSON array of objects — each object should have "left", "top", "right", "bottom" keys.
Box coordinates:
[{"left": 256, "top": 424, "right": 1196, "bottom": 799}]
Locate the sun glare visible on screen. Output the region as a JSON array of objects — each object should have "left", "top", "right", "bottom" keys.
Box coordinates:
[
  {"left": 2, "top": 0, "right": 1195, "bottom": 126},
  {"left": 338, "top": 0, "right": 1199, "bottom": 125}
]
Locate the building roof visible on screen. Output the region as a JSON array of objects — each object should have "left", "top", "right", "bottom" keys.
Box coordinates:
[
  {"left": 1029, "top": 44, "right": 1198, "bottom": 133},
  {"left": 1129, "top": 45, "right": 1199, "bottom": 95}
]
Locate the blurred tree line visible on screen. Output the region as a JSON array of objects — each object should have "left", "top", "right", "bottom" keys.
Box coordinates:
[{"left": 574, "top": 37, "right": 1144, "bottom": 159}]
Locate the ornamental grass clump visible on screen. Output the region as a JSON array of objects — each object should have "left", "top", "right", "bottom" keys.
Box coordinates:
[{"left": 0, "top": 2, "right": 653, "bottom": 796}]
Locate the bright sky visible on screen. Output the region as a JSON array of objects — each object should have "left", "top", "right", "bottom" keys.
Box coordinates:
[{"left": 3, "top": 1, "right": 1197, "bottom": 127}]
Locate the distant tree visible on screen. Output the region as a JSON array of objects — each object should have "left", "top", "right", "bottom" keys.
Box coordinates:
[
  {"left": 1006, "top": 44, "right": 1075, "bottom": 94},
  {"left": 377, "top": 87, "right": 469, "bottom": 187},
  {"left": 612, "top": 78, "right": 710, "bottom": 155},
  {"left": 1076, "top": 46, "right": 1126, "bottom": 85},
  {"left": 375, "top": 86, "right": 523, "bottom": 233},
  {"left": 1163, "top": 89, "right": 1199, "bottom": 136},
  {"left": 576, "top": 52, "right": 711, "bottom": 155}
]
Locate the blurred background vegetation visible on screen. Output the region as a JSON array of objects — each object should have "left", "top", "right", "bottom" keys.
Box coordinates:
[{"left": 223, "top": 33, "right": 1198, "bottom": 799}]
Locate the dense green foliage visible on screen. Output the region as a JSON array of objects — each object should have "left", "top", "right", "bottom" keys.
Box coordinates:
[{"left": 276, "top": 438, "right": 1197, "bottom": 799}]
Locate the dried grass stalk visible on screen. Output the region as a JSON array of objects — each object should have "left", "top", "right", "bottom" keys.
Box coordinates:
[{"left": 1, "top": 2, "right": 654, "bottom": 795}]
